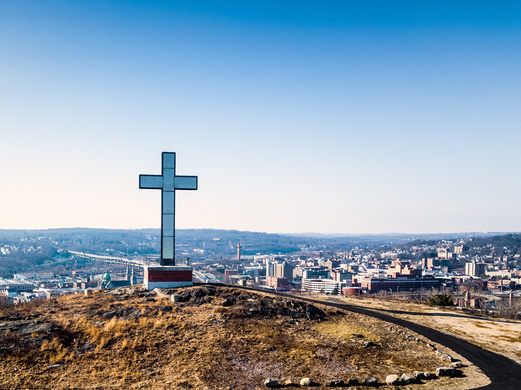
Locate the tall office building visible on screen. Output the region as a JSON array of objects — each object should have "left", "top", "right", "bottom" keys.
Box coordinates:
[
  {"left": 275, "top": 262, "right": 294, "bottom": 282},
  {"left": 465, "top": 261, "right": 486, "bottom": 277},
  {"left": 266, "top": 261, "right": 277, "bottom": 277}
]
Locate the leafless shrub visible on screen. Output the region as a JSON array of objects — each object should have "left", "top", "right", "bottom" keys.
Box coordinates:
[{"left": 494, "top": 296, "right": 521, "bottom": 320}]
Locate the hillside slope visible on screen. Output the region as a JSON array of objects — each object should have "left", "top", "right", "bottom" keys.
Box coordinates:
[{"left": 0, "top": 286, "right": 481, "bottom": 389}]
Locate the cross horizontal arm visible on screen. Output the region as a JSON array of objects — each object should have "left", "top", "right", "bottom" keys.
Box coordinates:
[
  {"left": 139, "top": 175, "right": 163, "bottom": 189},
  {"left": 175, "top": 175, "right": 198, "bottom": 190}
]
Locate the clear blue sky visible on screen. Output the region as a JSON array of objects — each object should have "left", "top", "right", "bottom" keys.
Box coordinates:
[{"left": 0, "top": 1, "right": 520, "bottom": 233}]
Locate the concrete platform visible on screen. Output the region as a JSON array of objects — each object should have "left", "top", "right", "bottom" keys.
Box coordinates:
[{"left": 143, "top": 265, "right": 193, "bottom": 290}]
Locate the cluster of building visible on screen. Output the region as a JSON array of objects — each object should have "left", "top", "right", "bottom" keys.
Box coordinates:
[
  {"left": 0, "top": 267, "right": 142, "bottom": 304},
  {"left": 2, "top": 236, "right": 520, "bottom": 310},
  {"left": 194, "top": 239, "right": 521, "bottom": 303},
  {"left": 200, "top": 254, "right": 447, "bottom": 295}
]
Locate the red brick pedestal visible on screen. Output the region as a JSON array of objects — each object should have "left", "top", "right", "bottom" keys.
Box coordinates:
[{"left": 143, "top": 266, "right": 193, "bottom": 290}]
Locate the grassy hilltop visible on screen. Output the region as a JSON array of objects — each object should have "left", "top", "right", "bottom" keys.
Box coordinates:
[{"left": 0, "top": 286, "right": 480, "bottom": 389}]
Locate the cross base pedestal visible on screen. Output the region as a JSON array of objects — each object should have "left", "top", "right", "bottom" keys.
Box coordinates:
[{"left": 143, "top": 265, "right": 193, "bottom": 290}]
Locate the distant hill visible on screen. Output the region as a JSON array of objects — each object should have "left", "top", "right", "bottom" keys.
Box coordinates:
[
  {"left": 0, "top": 228, "right": 518, "bottom": 258},
  {"left": 402, "top": 233, "right": 521, "bottom": 257},
  {"left": 466, "top": 233, "right": 521, "bottom": 255}
]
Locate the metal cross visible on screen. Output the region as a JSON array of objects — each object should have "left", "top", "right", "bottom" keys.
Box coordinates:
[{"left": 139, "top": 152, "right": 198, "bottom": 265}]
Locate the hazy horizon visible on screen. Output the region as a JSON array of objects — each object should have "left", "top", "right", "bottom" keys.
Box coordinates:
[
  {"left": 1, "top": 1, "right": 520, "bottom": 233},
  {"left": 0, "top": 225, "right": 517, "bottom": 238}
]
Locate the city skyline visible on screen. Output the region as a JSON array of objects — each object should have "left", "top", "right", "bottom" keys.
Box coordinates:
[{"left": 1, "top": 1, "right": 520, "bottom": 233}]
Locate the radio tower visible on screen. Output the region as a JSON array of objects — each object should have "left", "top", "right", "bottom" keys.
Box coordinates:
[{"left": 236, "top": 241, "right": 242, "bottom": 261}]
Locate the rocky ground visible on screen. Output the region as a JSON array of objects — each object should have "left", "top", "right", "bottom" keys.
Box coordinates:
[{"left": 0, "top": 286, "right": 480, "bottom": 389}]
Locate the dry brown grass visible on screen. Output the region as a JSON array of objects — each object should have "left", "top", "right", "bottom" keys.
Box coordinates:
[
  {"left": 0, "top": 286, "right": 481, "bottom": 389},
  {"left": 334, "top": 293, "right": 521, "bottom": 365},
  {"left": 493, "top": 332, "right": 521, "bottom": 343},
  {"left": 473, "top": 321, "right": 492, "bottom": 329},
  {"left": 40, "top": 338, "right": 72, "bottom": 364},
  {"left": 314, "top": 318, "right": 381, "bottom": 343}
]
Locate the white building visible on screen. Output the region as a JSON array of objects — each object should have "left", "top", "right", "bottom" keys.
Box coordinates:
[
  {"left": 437, "top": 248, "right": 453, "bottom": 259},
  {"left": 301, "top": 278, "right": 343, "bottom": 295}
]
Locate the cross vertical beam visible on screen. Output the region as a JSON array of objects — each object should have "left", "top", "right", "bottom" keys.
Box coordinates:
[
  {"left": 161, "top": 152, "right": 175, "bottom": 264},
  {"left": 139, "top": 152, "right": 198, "bottom": 266}
]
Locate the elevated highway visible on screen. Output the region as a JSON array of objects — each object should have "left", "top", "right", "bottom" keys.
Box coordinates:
[{"left": 69, "top": 251, "right": 156, "bottom": 268}]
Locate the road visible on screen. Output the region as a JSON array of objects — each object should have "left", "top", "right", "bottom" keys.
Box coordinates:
[{"left": 201, "top": 284, "right": 521, "bottom": 389}]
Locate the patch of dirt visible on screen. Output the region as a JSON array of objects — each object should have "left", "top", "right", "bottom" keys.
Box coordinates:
[{"left": 0, "top": 286, "right": 475, "bottom": 389}]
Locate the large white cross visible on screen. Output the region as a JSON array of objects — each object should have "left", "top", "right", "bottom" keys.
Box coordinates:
[{"left": 139, "top": 152, "right": 198, "bottom": 265}]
